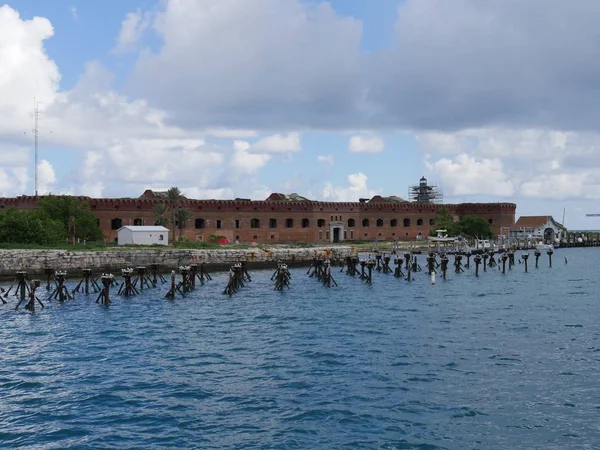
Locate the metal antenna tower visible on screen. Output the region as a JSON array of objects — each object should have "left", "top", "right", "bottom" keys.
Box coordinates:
[{"left": 33, "top": 98, "right": 39, "bottom": 196}]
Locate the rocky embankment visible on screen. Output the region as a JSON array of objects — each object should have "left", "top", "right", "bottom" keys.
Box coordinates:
[{"left": 0, "top": 246, "right": 354, "bottom": 277}]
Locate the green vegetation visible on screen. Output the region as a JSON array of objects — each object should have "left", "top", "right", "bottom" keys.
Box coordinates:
[
  {"left": 0, "top": 196, "right": 104, "bottom": 246},
  {"left": 430, "top": 207, "right": 493, "bottom": 239}
]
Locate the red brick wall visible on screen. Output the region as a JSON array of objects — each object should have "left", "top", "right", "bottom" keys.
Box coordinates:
[{"left": 0, "top": 196, "right": 516, "bottom": 243}]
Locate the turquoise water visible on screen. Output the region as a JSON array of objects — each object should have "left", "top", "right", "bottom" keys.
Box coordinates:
[{"left": 1, "top": 248, "right": 599, "bottom": 449}]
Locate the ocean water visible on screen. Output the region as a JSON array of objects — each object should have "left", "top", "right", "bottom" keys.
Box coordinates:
[{"left": 1, "top": 248, "right": 600, "bottom": 449}]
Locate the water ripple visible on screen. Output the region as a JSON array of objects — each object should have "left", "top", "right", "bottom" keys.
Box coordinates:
[{"left": 1, "top": 248, "right": 600, "bottom": 448}]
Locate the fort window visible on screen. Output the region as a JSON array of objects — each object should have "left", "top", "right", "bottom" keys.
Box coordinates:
[
  {"left": 331, "top": 215, "right": 334, "bottom": 221},
  {"left": 235, "top": 220, "right": 240, "bottom": 229},
  {"left": 429, "top": 219, "right": 435, "bottom": 226},
  {"left": 133, "top": 218, "right": 143, "bottom": 226},
  {"left": 390, "top": 219, "right": 398, "bottom": 227},
  {"left": 348, "top": 218, "right": 356, "bottom": 227},
  {"left": 253, "top": 235, "right": 258, "bottom": 240},
  {"left": 488, "top": 219, "right": 493, "bottom": 224},
  {"left": 376, "top": 218, "right": 384, "bottom": 227},
  {"left": 403, "top": 218, "right": 411, "bottom": 227},
  {"left": 302, "top": 218, "right": 310, "bottom": 228},
  {"left": 378, "top": 233, "right": 382, "bottom": 237},
  {"left": 285, "top": 218, "right": 294, "bottom": 228},
  {"left": 344, "top": 231, "right": 347, "bottom": 239},
  {"left": 236, "top": 235, "right": 240, "bottom": 241},
  {"left": 318, "top": 219, "right": 326, "bottom": 228},
  {"left": 111, "top": 218, "right": 122, "bottom": 230},
  {"left": 417, "top": 218, "right": 423, "bottom": 226},
  {"left": 96, "top": 219, "right": 100, "bottom": 226},
  {"left": 195, "top": 218, "right": 205, "bottom": 229},
  {"left": 217, "top": 220, "right": 222, "bottom": 229},
  {"left": 269, "top": 218, "right": 277, "bottom": 228},
  {"left": 250, "top": 218, "right": 260, "bottom": 228},
  {"left": 326, "top": 231, "right": 330, "bottom": 240},
  {"left": 350, "top": 230, "right": 354, "bottom": 239},
  {"left": 362, "top": 218, "right": 370, "bottom": 227},
  {"left": 271, "top": 235, "right": 275, "bottom": 239}
]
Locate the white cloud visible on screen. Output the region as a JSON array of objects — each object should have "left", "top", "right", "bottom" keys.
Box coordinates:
[
  {"left": 70, "top": 6, "right": 78, "bottom": 22},
  {"left": 251, "top": 132, "right": 301, "bottom": 154},
  {"left": 113, "top": 10, "right": 151, "bottom": 55},
  {"left": 317, "top": 154, "right": 334, "bottom": 165},
  {"left": 37, "top": 159, "right": 56, "bottom": 194},
  {"left": 348, "top": 135, "right": 385, "bottom": 154},
  {"left": 322, "top": 172, "right": 377, "bottom": 202},
  {"left": 427, "top": 153, "right": 514, "bottom": 197}
]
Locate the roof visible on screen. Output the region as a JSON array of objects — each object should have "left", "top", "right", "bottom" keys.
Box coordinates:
[
  {"left": 265, "top": 193, "right": 311, "bottom": 201},
  {"left": 117, "top": 226, "right": 169, "bottom": 232},
  {"left": 511, "top": 216, "right": 565, "bottom": 231}
]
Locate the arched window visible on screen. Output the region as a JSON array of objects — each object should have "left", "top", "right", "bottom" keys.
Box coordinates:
[
  {"left": 376, "top": 218, "right": 384, "bottom": 227},
  {"left": 111, "top": 218, "right": 122, "bottom": 230},
  {"left": 403, "top": 218, "right": 411, "bottom": 227},
  {"left": 133, "top": 218, "right": 143, "bottom": 226},
  {"left": 417, "top": 218, "right": 423, "bottom": 226},
  {"left": 302, "top": 218, "right": 310, "bottom": 228},
  {"left": 348, "top": 218, "right": 356, "bottom": 227},
  {"left": 195, "top": 218, "right": 205, "bottom": 229},
  {"left": 429, "top": 218, "right": 435, "bottom": 226},
  {"left": 285, "top": 218, "right": 294, "bottom": 228},
  {"left": 250, "top": 218, "right": 260, "bottom": 228},
  {"left": 318, "top": 219, "right": 326, "bottom": 228},
  {"left": 269, "top": 218, "right": 277, "bottom": 228},
  {"left": 488, "top": 218, "right": 493, "bottom": 225},
  {"left": 362, "top": 218, "right": 370, "bottom": 227},
  {"left": 390, "top": 219, "right": 397, "bottom": 227}
]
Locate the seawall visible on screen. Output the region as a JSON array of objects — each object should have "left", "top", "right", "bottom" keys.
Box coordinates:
[{"left": 0, "top": 246, "right": 354, "bottom": 277}]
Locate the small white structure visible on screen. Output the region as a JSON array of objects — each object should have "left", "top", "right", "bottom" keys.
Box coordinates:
[
  {"left": 117, "top": 226, "right": 169, "bottom": 246},
  {"left": 509, "top": 216, "right": 566, "bottom": 244}
]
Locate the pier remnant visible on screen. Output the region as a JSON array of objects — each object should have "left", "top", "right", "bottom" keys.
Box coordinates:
[
  {"left": 272, "top": 261, "right": 291, "bottom": 290},
  {"left": 51, "top": 271, "right": 73, "bottom": 301},
  {"left": 547, "top": 248, "right": 553, "bottom": 268},
  {"left": 522, "top": 253, "right": 529, "bottom": 272},
  {"left": 149, "top": 263, "right": 167, "bottom": 284},
  {"left": 96, "top": 274, "right": 114, "bottom": 305},
  {"left": 322, "top": 259, "right": 338, "bottom": 288},
  {"left": 118, "top": 269, "right": 138, "bottom": 297}
]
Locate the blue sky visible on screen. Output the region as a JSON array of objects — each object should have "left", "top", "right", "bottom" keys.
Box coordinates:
[{"left": 3, "top": 0, "right": 600, "bottom": 229}]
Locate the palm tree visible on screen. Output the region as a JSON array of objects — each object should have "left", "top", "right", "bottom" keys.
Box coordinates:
[
  {"left": 174, "top": 208, "right": 192, "bottom": 239},
  {"left": 166, "top": 187, "right": 184, "bottom": 242},
  {"left": 154, "top": 203, "right": 169, "bottom": 227}
]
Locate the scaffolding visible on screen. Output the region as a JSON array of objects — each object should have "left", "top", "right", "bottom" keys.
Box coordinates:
[{"left": 408, "top": 177, "right": 443, "bottom": 204}]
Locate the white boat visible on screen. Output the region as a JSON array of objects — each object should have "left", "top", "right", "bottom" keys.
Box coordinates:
[
  {"left": 475, "top": 239, "right": 492, "bottom": 250},
  {"left": 428, "top": 229, "right": 458, "bottom": 243}
]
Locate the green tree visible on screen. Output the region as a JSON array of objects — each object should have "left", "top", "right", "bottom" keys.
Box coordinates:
[
  {"left": 457, "top": 215, "right": 494, "bottom": 239},
  {"left": 154, "top": 203, "right": 169, "bottom": 227},
  {"left": 430, "top": 207, "right": 460, "bottom": 236},
  {"left": 174, "top": 208, "right": 192, "bottom": 239},
  {"left": 166, "top": 187, "right": 184, "bottom": 242},
  {"left": 0, "top": 208, "right": 64, "bottom": 245},
  {"left": 37, "top": 196, "right": 103, "bottom": 241}
]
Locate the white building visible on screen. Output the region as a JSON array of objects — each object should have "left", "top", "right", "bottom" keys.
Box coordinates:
[
  {"left": 509, "top": 216, "right": 566, "bottom": 244},
  {"left": 117, "top": 226, "right": 169, "bottom": 246}
]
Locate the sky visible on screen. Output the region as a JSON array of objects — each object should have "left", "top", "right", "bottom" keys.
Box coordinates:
[{"left": 2, "top": 0, "right": 600, "bottom": 229}]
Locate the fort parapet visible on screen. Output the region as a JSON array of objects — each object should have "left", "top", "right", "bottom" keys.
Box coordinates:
[{"left": 0, "top": 192, "right": 516, "bottom": 244}]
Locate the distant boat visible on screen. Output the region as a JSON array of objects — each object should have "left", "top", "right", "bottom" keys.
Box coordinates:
[{"left": 428, "top": 229, "right": 458, "bottom": 243}]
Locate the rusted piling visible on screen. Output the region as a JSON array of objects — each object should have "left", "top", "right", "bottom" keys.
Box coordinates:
[
  {"left": 375, "top": 254, "right": 383, "bottom": 272},
  {"left": 323, "top": 259, "right": 338, "bottom": 287},
  {"left": 44, "top": 268, "right": 55, "bottom": 291},
  {"left": 15, "top": 280, "right": 42, "bottom": 312},
  {"left": 118, "top": 269, "right": 138, "bottom": 297},
  {"left": 501, "top": 253, "right": 508, "bottom": 274},
  {"left": 96, "top": 274, "right": 113, "bottom": 305},
  {"left": 534, "top": 250, "right": 541, "bottom": 268},
  {"left": 465, "top": 251, "right": 471, "bottom": 269},
  {"left": 272, "top": 261, "right": 291, "bottom": 290},
  {"left": 393, "top": 257, "right": 404, "bottom": 278},
  {"left": 474, "top": 254, "right": 482, "bottom": 277},
  {"left": 73, "top": 269, "right": 98, "bottom": 294},
  {"left": 482, "top": 253, "right": 489, "bottom": 272},
  {"left": 164, "top": 271, "right": 180, "bottom": 299},
  {"left": 149, "top": 263, "right": 167, "bottom": 285},
  {"left": 522, "top": 253, "right": 529, "bottom": 272},
  {"left": 454, "top": 255, "right": 464, "bottom": 273},
  {"left": 51, "top": 271, "right": 73, "bottom": 301},
  {"left": 134, "top": 266, "right": 154, "bottom": 290},
  {"left": 488, "top": 252, "right": 497, "bottom": 268},
  {"left": 440, "top": 253, "right": 449, "bottom": 279},
  {"left": 382, "top": 256, "right": 392, "bottom": 274},
  {"left": 547, "top": 248, "right": 553, "bottom": 268},
  {"left": 223, "top": 263, "right": 245, "bottom": 296},
  {"left": 365, "top": 259, "right": 375, "bottom": 284}
]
